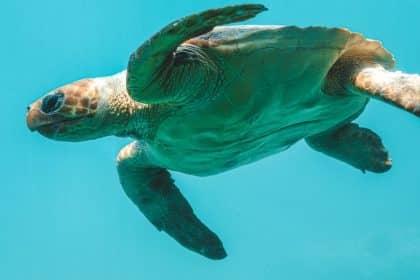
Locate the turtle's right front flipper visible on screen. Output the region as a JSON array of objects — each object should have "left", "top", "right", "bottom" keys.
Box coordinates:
[
  {"left": 127, "top": 4, "right": 267, "bottom": 103},
  {"left": 117, "top": 142, "right": 226, "bottom": 260}
]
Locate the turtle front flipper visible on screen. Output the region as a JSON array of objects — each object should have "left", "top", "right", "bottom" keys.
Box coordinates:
[
  {"left": 127, "top": 4, "right": 267, "bottom": 104},
  {"left": 117, "top": 142, "right": 226, "bottom": 260},
  {"left": 352, "top": 67, "right": 420, "bottom": 117},
  {"left": 305, "top": 123, "right": 392, "bottom": 173}
]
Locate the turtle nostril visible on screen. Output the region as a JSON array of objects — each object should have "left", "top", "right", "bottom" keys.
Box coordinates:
[
  {"left": 41, "top": 92, "right": 65, "bottom": 114},
  {"left": 26, "top": 105, "right": 31, "bottom": 112}
]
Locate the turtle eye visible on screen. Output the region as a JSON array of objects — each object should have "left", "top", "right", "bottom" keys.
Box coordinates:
[{"left": 41, "top": 92, "right": 64, "bottom": 114}]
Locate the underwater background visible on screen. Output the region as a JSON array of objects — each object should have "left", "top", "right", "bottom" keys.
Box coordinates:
[{"left": 1, "top": 0, "right": 419, "bottom": 279}]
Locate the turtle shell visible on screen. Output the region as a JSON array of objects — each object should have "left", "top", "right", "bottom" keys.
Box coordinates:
[
  {"left": 186, "top": 25, "right": 394, "bottom": 70},
  {"left": 152, "top": 25, "right": 396, "bottom": 175},
  {"left": 186, "top": 25, "right": 394, "bottom": 93}
]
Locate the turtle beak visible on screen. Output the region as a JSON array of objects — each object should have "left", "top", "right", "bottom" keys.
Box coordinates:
[
  {"left": 26, "top": 102, "right": 45, "bottom": 131},
  {"left": 26, "top": 101, "right": 44, "bottom": 131},
  {"left": 26, "top": 100, "right": 65, "bottom": 131},
  {"left": 26, "top": 90, "right": 71, "bottom": 131}
]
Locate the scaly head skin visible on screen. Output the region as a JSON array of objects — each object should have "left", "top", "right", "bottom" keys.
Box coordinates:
[{"left": 26, "top": 71, "right": 144, "bottom": 141}]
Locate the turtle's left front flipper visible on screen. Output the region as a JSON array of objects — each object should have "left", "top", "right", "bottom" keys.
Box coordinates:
[
  {"left": 305, "top": 123, "right": 392, "bottom": 173},
  {"left": 352, "top": 67, "right": 420, "bottom": 117},
  {"left": 117, "top": 142, "right": 226, "bottom": 260},
  {"left": 127, "top": 4, "right": 267, "bottom": 103}
]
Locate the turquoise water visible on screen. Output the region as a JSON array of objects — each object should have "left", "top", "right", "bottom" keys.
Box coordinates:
[{"left": 1, "top": 0, "right": 419, "bottom": 279}]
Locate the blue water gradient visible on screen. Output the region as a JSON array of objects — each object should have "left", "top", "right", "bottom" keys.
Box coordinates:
[{"left": 1, "top": 0, "right": 419, "bottom": 279}]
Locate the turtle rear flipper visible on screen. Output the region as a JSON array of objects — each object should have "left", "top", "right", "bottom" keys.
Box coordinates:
[
  {"left": 305, "top": 123, "right": 392, "bottom": 173},
  {"left": 352, "top": 67, "right": 420, "bottom": 117}
]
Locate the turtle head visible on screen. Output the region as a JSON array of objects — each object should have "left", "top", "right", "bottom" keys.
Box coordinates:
[{"left": 26, "top": 73, "right": 139, "bottom": 141}]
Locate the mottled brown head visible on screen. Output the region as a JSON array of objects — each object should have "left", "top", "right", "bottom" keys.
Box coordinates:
[{"left": 26, "top": 78, "right": 105, "bottom": 141}]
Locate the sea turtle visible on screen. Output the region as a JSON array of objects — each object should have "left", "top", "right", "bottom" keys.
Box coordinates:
[{"left": 26, "top": 4, "right": 419, "bottom": 260}]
